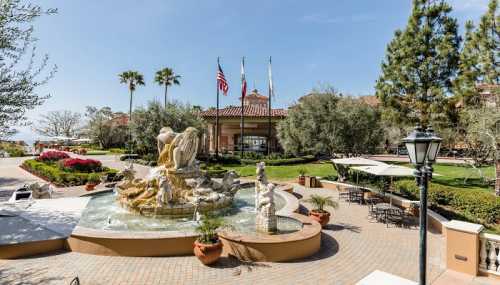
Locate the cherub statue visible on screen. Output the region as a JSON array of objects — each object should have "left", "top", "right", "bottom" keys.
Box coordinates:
[
  {"left": 257, "top": 183, "right": 275, "bottom": 211},
  {"left": 156, "top": 175, "right": 172, "bottom": 206},
  {"left": 29, "top": 183, "right": 53, "bottom": 199},
  {"left": 119, "top": 162, "right": 136, "bottom": 182}
]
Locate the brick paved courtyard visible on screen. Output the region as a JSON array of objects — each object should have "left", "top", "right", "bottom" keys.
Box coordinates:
[{"left": 0, "top": 185, "right": 446, "bottom": 285}]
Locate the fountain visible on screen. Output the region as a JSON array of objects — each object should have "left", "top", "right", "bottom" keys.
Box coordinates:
[
  {"left": 116, "top": 127, "right": 241, "bottom": 217},
  {"left": 68, "top": 125, "right": 321, "bottom": 261}
]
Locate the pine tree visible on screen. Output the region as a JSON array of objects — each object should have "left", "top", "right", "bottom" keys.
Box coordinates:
[
  {"left": 376, "top": 0, "right": 461, "bottom": 127},
  {"left": 454, "top": 0, "right": 499, "bottom": 106}
]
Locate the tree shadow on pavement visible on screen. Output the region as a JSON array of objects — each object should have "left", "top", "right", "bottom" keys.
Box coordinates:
[
  {"left": 324, "top": 222, "right": 362, "bottom": 233},
  {"left": 0, "top": 263, "right": 67, "bottom": 285}
]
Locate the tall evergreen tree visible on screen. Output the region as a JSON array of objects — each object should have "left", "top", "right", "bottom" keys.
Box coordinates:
[
  {"left": 376, "top": 0, "right": 461, "bottom": 127},
  {"left": 454, "top": 0, "right": 499, "bottom": 106}
]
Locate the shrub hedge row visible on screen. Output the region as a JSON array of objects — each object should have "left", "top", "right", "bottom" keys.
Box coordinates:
[
  {"left": 241, "top": 155, "right": 317, "bottom": 166},
  {"left": 209, "top": 154, "right": 317, "bottom": 166},
  {"left": 394, "top": 180, "right": 500, "bottom": 225},
  {"left": 22, "top": 159, "right": 117, "bottom": 187}
]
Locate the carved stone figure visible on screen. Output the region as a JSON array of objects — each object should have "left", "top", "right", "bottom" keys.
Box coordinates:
[
  {"left": 116, "top": 126, "right": 241, "bottom": 217},
  {"left": 29, "top": 182, "right": 53, "bottom": 199},
  {"left": 156, "top": 176, "right": 172, "bottom": 207},
  {"left": 255, "top": 162, "right": 277, "bottom": 233}
]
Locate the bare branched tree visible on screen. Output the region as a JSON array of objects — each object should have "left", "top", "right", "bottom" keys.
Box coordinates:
[
  {"left": 34, "top": 110, "right": 81, "bottom": 137},
  {"left": 0, "top": 1, "right": 57, "bottom": 138}
]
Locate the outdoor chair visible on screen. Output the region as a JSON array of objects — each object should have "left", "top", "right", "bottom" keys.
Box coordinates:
[
  {"left": 366, "top": 199, "right": 379, "bottom": 220},
  {"left": 348, "top": 188, "right": 364, "bottom": 204},
  {"left": 338, "top": 189, "right": 350, "bottom": 201},
  {"left": 386, "top": 208, "right": 404, "bottom": 228}
]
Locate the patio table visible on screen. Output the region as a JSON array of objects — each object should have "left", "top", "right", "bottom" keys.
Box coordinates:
[
  {"left": 374, "top": 203, "right": 403, "bottom": 225},
  {"left": 347, "top": 188, "right": 364, "bottom": 204}
]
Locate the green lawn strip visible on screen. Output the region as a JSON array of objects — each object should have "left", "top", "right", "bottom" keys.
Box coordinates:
[
  {"left": 395, "top": 163, "right": 495, "bottom": 192},
  {"left": 85, "top": 150, "right": 110, "bottom": 155},
  {"left": 222, "top": 161, "right": 336, "bottom": 182},
  {"left": 22, "top": 159, "right": 117, "bottom": 187}
]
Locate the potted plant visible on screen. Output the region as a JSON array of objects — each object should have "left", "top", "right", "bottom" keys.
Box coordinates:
[
  {"left": 298, "top": 167, "right": 307, "bottom": 185},
  {"left": 193, "top": 214, "right": 227, "bottom": 265},
  {"left": 305, "top": 194, "right": 339, "bottom": 227},
  {"left": 85, "top": 173, "right": 101, "bottom": 191}
]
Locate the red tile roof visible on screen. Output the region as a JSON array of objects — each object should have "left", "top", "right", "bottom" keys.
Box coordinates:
[
  {"left": 359, "top": 95, "right": 380, "bottom": 107},
  {"left": 239, "top": 89, "right": 269, "bottom": 101},
  {"left": 200, "top": 106, "right": 287, "bottom": 118}
]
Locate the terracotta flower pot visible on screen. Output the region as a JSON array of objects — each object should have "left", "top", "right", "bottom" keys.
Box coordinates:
[
  {"left": 85, "top": 183, "right": 97, "bottom": 191},
  {"left": 309, "top": 210, "right": 331, "bottom": 227},
  {"left": 298, "top": 175, "right": 305, "bottom": 185},
  {"left": 193, "top": 239, "right": 223, "bottom": 265}
]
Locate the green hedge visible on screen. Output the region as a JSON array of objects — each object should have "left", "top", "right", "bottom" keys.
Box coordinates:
[
  {"left": 22, "top": 159, "right": 117, "bottom": 187},
  {"left": 85, "top": 150, "right": 109, "bottom": 155},
  {"left": 0, "top": 142, "right": 25, "bottom": 157},
  {"left": 394, "top": 180, "right": 500, "bottom": 226},
  {"left": 208, "top": 154, "right": 317, "bottom": 166},
  {"left": 241, "top": 155, "right": 317, "bottom": 166}
]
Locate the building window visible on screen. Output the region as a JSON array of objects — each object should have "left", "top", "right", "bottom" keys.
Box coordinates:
[{"left": 235, "top": 136, "right": 267, "bottom": 152}]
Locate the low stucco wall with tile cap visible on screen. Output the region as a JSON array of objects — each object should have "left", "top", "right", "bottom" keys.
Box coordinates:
[{"left": 445, "top": 220, "right": 483, "bottom": 276}]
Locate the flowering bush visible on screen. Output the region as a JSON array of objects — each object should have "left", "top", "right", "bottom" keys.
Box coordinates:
[
  {"left": 60, "top": 158, "right": 102, "bottom": 172},
  {"left": 37, "top": 151, "right": 70, "bottom": 162}
]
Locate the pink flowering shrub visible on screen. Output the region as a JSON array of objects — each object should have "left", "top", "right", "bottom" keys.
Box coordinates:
[
  {"left": 60, "top": 158, "right": 102, "bottom": 173},
  {"left": 37, "top": 151, "right": 70, "bottom": 162}
]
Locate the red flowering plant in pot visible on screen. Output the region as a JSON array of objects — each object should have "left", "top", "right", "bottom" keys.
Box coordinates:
[
  {"left": 37, "top": 151, "right": 70, "bottom": 162},
  {"left": 305, "top": 194, "right": 339, "bottom": 227},
  {"left": 193, "top": 214, "right": 231, "bottom": 265}
]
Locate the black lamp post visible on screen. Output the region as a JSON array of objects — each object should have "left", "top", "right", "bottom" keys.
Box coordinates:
[{"left": 403, "top": 125, "right": 441, "bottom": 285}]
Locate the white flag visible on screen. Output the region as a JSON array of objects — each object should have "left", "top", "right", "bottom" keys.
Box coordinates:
[{"left": 268, "top": 57, "right": 274, "bottom": 99}]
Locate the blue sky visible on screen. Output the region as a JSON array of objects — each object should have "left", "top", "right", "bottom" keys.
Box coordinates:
[{"left": 15, "top": 0, "right": 490, "bottom": 140}]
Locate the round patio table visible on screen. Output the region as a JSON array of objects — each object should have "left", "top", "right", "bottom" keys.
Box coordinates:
[{"left": 374, "top": 203, "right": 402, "bottom": 225}]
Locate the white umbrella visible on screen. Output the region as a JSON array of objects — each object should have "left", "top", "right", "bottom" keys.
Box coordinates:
[
  {"left": 351, "top": 164, "right": 441, "bottom": 177},
  {"left": 332, "top": 157, "right": 387, "bottom": 183},
  {"left": 351, "top": 164, "right": 439, "bottom": 205},
  {"left": 351, "top": 164, "right": 415, "bottom": 177},
  {"left": 50, "top": 136, "right": 75, "bottom": 141},
  {"left": 73, "top": 138, "right": 92, "bottom": 143},
  {"left": 331, "top": 157, "right": 386, "bottom": 166}
]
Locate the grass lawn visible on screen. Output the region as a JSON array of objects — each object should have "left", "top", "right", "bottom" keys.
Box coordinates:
[
  {"left": 397, "top": 163, "right": 495, "bottom": 192},
  {"left": 224, "top": 160, "right": 496, "bottom": 192},
  {"left": 222, "top": 161, "right": 337, "bottom": 182}
]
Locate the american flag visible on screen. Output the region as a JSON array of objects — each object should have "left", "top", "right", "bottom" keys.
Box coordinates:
[{"left": 217, "top": 63, "right": 229, "bottom": 96}]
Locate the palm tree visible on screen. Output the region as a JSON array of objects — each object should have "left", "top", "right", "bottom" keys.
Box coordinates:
[
  {"left": 119, "top": 70, "right": 145, "bottom": 153},
  {"left": 154, "top": 67, "right": 181, "bottom": 108}
]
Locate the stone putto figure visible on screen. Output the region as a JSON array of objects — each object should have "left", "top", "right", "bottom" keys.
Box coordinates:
[{"left": 255, "top": 162, "right": 277, "bottom": 233}]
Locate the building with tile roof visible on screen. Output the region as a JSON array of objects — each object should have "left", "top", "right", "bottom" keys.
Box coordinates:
[{"left": 199, "top": 89, "right": 287, "bottom": 154}]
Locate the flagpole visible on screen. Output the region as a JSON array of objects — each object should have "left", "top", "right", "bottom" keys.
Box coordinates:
[
  {"left": 215, "top": 57, "right": 220, "bottom": 159},
  {"left": 267, "top": 56, "right": 272, "bottom": 156},
  {"left": 240, "top": 57, "right": 245, "bottom": 157}
]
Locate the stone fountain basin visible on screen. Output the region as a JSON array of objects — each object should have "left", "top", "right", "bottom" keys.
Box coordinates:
[{"left": 66, "top": 185, "right": 322, "bottom": 261}]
